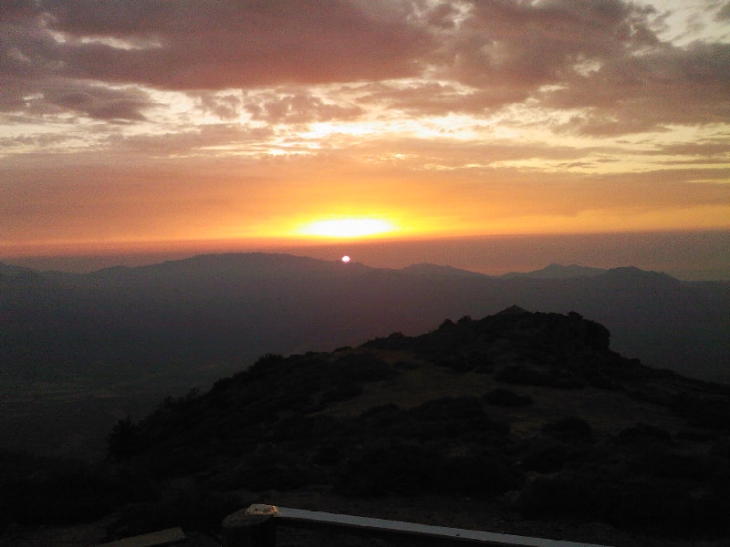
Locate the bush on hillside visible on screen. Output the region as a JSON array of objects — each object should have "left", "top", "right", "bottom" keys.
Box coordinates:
[
  {"left": 542, "top": 417, "right": 594, "bottom": 443},
  {"left": 484, "top": 388, "right": 534, "bottom": 407},
  {"left": 333, "top": 353, "right": 399, "bottom": 382},
  {"left": 107, "top": 488, "right": 240, "bottom": 539},
  {"left": 335, "top": 442, "right": 435, "bottom": 496},
  {"left": 335, "top": 441, "right": 523, "bottom": 498},
  {"left": 496, "top": 365, "right": 554, "bottom": 386},
  {"left": 618, "top": 423, "right": 672, "bottom": 445}
]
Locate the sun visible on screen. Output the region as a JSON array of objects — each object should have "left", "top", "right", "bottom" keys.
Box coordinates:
[{"left": 297, "top": 218, "right": 395, "bottom": 238}]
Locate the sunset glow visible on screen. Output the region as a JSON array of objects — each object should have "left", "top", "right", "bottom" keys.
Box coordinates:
[
  {"left": 0, "top": 1, "right": 728, "bottom": 260},
  {"left": 298, "top": 219, "right": 396, "bottom": 239}
]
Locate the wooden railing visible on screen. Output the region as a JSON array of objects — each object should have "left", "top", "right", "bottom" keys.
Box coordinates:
[{"left": 221, "top": 504, "right": 612, "bottom": 547}]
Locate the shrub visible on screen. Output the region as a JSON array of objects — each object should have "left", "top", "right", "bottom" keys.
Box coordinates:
[
  {"left": 520, "top": 440, "right": 573, "bottom": 474},
  {"left": 230, "top": 446, "right": 322, "bottom": 491},
  {"left": 336, "top": 442, "right": 523, "bottom": 498},
  {"left": 672, "top": 394, "right": 730, "bottom": 431},
  {"left": 618, "top": 423, "right": 672, "bottom": 445},
  {"left": 108, "top": 488, "right": 240, "bottom": 538},
  {"left": 358, "top": 403, "right": 403, "bottom": 429},
  {"left": 629, "top": 449, "right": 718, "bottom": 481},
  {"left": 516, "top": 465, "right": 730, "bottom": 538},
  {"left": 334, "top": 353, "right": 399, "bottom": 382},
  {"left": 584, "top": 370, "right": 620, "bottom": 390},
  {"left": 377, "top": 397, "right": 511, "bottom": 446},
  {"left": 335, "top": 442, "right": 434, "bottom": 496},
  {"left": 516, "top": 471, "right": 600, "bottom": 519},
  {"left": 438, "top": 319, "right": 455, "bottom": 330},
  {"left": 431, "top": 453, "right": 523, "bottom": 496},
  {"left": 542, "top": 417, "right": 594, "bottom": 443},
  {"left": 108, "top": 416, "right": 146, "bottom": 459},
  {"left": 312, "top": 444, "right": 343, "bottom": 466},
  {"left": 320, "top": 384, "right": 363, "bottom": 405},
  {"left": 484, "top": 388, "right": 533, "bottom": 407},
  {"left": 496, "top": 365, "right": 553, "bottom": 386},
  {"left": 247, "top": 353, "right": 284, "bottom": 378},
  {"left": 394, "top": 360, "right": 421, "bottom": 370},
  {"left": 710, "top": 437, "right": 730, "bottom": 459},
  {"left": 551, "top": 377, "right": 585, "bottom": 390}
]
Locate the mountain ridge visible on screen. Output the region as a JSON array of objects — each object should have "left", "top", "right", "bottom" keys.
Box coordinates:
[
  {"left": 1, "top": 253, "right": 726, "bottom": 384},
  {"left": 501, "top": 262, "right": 607, "bottom": 279},
  {"left": 401, "top": 262, "right": 494, "bottom": 278},
  {"left": 0, "top": 255, "right": 679, "bottom": 280}
]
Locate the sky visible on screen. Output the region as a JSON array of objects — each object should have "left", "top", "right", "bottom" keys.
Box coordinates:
[{"left": 1, "top": 0, "right": 729, "bottom": 267}]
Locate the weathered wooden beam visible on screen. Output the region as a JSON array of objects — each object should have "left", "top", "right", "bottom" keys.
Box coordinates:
[{"left": 221, "top": 504, "right": 613, "bottom": 547}]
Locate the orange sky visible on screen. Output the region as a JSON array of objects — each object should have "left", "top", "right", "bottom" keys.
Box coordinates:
[{"left": 1, "top": 0, "right": 729, "bottom": 258}]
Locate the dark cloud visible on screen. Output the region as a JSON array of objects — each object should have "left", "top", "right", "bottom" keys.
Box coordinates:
[
  {"left": 115, "top": 123, "right": 276, "bottom": 155},
  {"left": 0, "top": 131, "right": 79, "bottom": 153},
  {"left": 194, "top": 93, "right": 244, "bottom": 121},
  {"left": 1, "top": 0, "right": 728, "bottom": 134},
  {"left": 0, "top": 77, "right": 32, "bottom": 113},
  {"left": 16, "top": 0, "right": 431, "bottom": 89},
  {"left": 716, "top": 2, "right": 730, "bottom": 21},
  {"left": 547, "top": 41, "right": 730, "bottom": 134},
  {"left": 244, "top": 91, "right": 364, "bottom": 124},
  {"left": 0, "top": 0, "right": 40, "bottom": 22},
  {"left": 0, "top": 75, "right": 153, "bottom": 120},
  {"left": 656, "top": 141, "right": 730, "bottom": 158},
  {"left": 329, "top": 134, "right": 619, "bottom": 170},
  {"left": 356, "top": 81, "right": 529, "bottom": 114},
  {"left": 437, "top": 0, "right": 659, "bottom": 87},
  {"left": 47, "top": 84, "right": 152, "bottom": 121}
]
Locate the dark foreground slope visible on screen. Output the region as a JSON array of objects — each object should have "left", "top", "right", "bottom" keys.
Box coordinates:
[{"left": 4, "top": 309, "right": 730, "bottom": 546}]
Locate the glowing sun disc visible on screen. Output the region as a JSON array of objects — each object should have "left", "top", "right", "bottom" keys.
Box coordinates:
[
  {"left": 341, "top": 255, "right": 351, "bottom": 263},
  {"left": 299, "top": 218, "right": 394, "bottom": 238}
]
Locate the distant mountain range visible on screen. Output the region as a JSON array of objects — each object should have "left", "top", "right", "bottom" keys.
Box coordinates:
[
  {"left": 501, "top": 263, "right": 607, "bottom": 279},
  {"left": 2, "top": 253, "right": 727, "bottom": 388}
]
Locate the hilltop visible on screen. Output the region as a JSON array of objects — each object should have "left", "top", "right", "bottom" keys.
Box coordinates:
[{"left": 4, "top": 308, "right": 730, "bottom": 546}]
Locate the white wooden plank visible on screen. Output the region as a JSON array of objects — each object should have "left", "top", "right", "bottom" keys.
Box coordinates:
[{"left": 271, "top": 506, "right": 612, "bottom": 547}]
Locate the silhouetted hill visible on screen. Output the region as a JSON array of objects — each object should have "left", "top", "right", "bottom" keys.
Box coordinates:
[
  {"left": 0, "top": 262, "right": 37, "bottom": 278},
  {"left": 401, "top": 262, "right": 492, "bottom": 278},
  {"left": 98, "top": 310, "right": 730, "bottom": 543},
  {"left": 5, "top": 310, "right": 730, "bottom": 546},
  {"left": 598, "top": 265, "right": 683, "bottom": 285},
  {"left": 90, "top": 252, "right": 375, "bottom": 283},
  {"left": 502, "top": 263, "right": 607, "bottom": 279}
]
